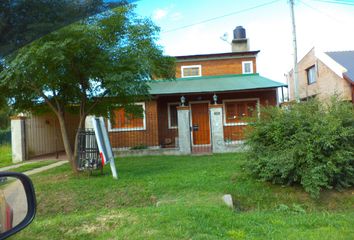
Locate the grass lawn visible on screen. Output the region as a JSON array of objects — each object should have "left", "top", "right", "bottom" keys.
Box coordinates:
[
  {"left": 0, "top": 144, "right": 12, "bottom": 168},
  {"left": 0, "top": 144, "right": 58, "bottom": 171},
  {"left": 12, "top": 153, "right": 354, "bottom": 240}
]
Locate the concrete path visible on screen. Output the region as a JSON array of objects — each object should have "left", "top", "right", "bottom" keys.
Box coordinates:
[
  {"left": 0, "top": 161, "right": 43, "bottom": 172},
  {"left": 0, "top": 160, "right": 68, "bottom": 175},
  {"left": 24, "top": 160, "right": 68, "bottom": 176}
]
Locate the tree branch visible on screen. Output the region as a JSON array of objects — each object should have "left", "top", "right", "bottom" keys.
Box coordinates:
[
  {"left": 27, "top": 84, "right": 59, "bottom": 115},
  {"left": 85, "top": 91, "right": 109, "bottom": 115}
]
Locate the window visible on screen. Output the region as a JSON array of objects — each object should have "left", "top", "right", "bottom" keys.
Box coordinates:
[
  {"left": 108, "top": 103, "right": 146, "bottom": 131},
  {"left": 307, "top": 65, "right": 316, "bottom": 84},
  {"left": 224, "top": 99, "right": 258, "bottom": 125},
  {"left": 168, "top": 103, "right": 179, "bottom": 129},
  {"left": 181, "top": 65, "right": 201, "bottom": 78},
  {"left": 242, "top": 61, "right": 253, "bottom": 74}
]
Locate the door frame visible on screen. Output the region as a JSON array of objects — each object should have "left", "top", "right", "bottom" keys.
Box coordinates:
[{"left": 189, "top": 100, "right": 211, "bottom": 146}]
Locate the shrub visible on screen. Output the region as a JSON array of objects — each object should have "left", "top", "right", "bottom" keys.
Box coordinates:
[
  {"left": 130, "top": 144, "right": 148, "bottom": 150},
  {"left": 245, "top": 99, "right": 354, "bottom": 198}
]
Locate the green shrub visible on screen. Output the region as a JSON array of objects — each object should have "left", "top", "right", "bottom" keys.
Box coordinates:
[
  {"left": 245, "top": 99, "right": 354, "bottom": 198},
  {"left": 130, "top": 144, "right": 148, "bottom": 150}
]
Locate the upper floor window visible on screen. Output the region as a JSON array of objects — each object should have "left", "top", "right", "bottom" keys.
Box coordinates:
[
  {"left": 108, "top": 102, "right": 146, "bottom": 131},
  {"left": 242, "top": 61, "right": 253, "bottom": 74},
  {"left": 181, "top": 65, "right": 201, "bottom": 78},
  {"left": 307, "top": 65, "right": 316, "bottom": 85}
]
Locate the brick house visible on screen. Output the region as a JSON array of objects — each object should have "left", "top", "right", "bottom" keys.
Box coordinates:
[
  {"left": 288, "top": 47, "right": 354, "bottom": 103},
  {"left": 107, "top": 26, "right": 286, "bottom": 154}
]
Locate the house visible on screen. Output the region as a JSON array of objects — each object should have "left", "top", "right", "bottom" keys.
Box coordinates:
[
  {"left": 106, "top": 26, "right": 287, "bottom": 154},
  {"left": 11, "top": 26, "right": 287, "bottom": 162},
  {"left": 288, "top": 47, "right": 354, "bottom": 103}
]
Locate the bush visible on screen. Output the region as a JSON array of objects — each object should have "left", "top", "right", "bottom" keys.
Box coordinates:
[{"left": 245, "top": 99, "right": 354, "bottom": 198}]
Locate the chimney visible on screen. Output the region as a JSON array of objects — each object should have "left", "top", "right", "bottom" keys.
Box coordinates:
[{"left": 231, "top": 26, "right": 250, "bottom": 52}]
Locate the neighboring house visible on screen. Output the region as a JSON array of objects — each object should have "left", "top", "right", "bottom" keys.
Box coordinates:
[
  {"left": 107, "top": 26, "right": 286, "bottom": 153},
  {"left": 288, "top": 47, "right": 354, "bottom": 103}
]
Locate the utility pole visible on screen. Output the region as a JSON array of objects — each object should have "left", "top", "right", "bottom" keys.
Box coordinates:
[{"left": 289, "top": 0, "right": 299, "bottom": 102}]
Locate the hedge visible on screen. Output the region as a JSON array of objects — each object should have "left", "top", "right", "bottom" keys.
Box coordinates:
[{"left": 245, "top": 99, "right": 354, "bottom": 198}]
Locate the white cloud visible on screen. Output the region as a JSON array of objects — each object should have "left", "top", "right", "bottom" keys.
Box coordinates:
[
  {"left": 153, "top": 9, "right": 168, "bottom": 21},
  {"left": 152, "top": 5, "right": 182, "bottom": 22}
]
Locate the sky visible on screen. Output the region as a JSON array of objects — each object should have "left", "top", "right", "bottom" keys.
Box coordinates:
[{"left": 133, "top": 0, "right": 354, "bottom": 84}]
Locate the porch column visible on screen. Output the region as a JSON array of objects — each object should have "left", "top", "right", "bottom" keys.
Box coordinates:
[
  {"left": 11, "top": 116, "right": 27, "bottom": 163},
  {"left": 177, "top": 106, "right": 191, "bottom": 154},
  {"left": 209, "top": 104, "right": 225, "bottom": 153}
]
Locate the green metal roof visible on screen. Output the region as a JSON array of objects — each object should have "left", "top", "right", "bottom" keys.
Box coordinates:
[{"left": 148, "top": 74, "right": 287, "bottom": 95}]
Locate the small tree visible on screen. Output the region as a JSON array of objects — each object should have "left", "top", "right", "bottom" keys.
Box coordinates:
[{"left": 0, "top": 5, "right": 175, "bottom": 172}]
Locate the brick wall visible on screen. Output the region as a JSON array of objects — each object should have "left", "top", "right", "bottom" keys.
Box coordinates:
[
  {"left": 156, "top": 89, "right": 277, "bottom": 144},
  {"left": 288, "top": 48, "right": 352, "bottom": 102},
  {"left": 176, "top": 57, "right": 257, "bottom": 78},
  {"left": 109, "top": 100, "right": 159, "bottom": 148},
  {"left": 157, "top": 96, "right": 180, "bottom": 148},
  {"left": 218, "top": 90, "right": 277, "bottom": 141}
]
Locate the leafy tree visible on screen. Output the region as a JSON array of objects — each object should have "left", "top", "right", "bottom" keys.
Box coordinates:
[
  {"left": 0, "top": 5, "right": 175, "bottom": 172},
  {"left": 0, "top": 0, "right": 138, "bottom": 57},
  {"left": 0, "top": 105, "right": 11, "bottom": 130}
]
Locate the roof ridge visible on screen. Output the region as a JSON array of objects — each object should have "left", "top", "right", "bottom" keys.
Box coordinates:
[{"left": 325, "top": 50, "right": 354, "bottom": 53}]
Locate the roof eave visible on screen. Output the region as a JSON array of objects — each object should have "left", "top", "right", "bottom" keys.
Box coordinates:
[
  {"left": 343, "top": 73, "right": 354, "bottom": 85},
  {"left": 150, "top": 86, "right": 284, "bottom": 96}
]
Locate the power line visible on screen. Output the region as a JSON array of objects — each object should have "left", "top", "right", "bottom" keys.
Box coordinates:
[
  {"left": 162, "top": 0, "right": 281, "bottom": 34},
  {"left": 310, "top": 0, "right": 354, "bottom": 6},
  {"left": 300, "top": 0, "right": 347, "bottom": 24}
]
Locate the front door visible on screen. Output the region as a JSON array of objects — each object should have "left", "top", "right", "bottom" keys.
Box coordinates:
[{"left": 190, "top": 102, "right": 210, "bottom": 145}]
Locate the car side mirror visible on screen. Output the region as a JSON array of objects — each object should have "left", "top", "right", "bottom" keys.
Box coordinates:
[{"left": 0, "top": 172, "right": 36, "bottom": 240}]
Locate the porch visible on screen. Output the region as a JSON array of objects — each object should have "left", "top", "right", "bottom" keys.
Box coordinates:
[{"left": 106, "top": 74, "right": 286, "bottom": 154}]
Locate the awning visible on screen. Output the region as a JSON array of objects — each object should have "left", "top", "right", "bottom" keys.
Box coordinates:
[{"left": 148, "top": 74, "right": 287, "bottom": 95}]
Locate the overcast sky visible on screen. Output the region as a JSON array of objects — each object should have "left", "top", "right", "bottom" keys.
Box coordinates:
[{"left": 135, "top": 0, "right": 354, "bottom": 84}]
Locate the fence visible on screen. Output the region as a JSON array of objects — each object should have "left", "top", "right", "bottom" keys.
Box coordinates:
[
  {"left": 0, "top": 129, "right": 11, "bottom": 145},
  {"left": 77, "top": 129, "right": 101, "bottom": 171},
  {"left": 26, "top": 113, "right": 80, "bottom": 158}
]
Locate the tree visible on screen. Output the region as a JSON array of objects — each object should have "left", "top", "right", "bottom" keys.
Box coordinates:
[
  {"left": 0, "top": 0, "right": 138, "bottom": 57},
  {"left": 0, "top": 5, "right": 175, "bottom": 172}
]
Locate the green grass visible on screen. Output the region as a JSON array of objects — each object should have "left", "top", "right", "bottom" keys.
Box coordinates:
[
  {"left": 0, "top": 144, "right": 12, "bottom": 168},
  {"left": 9, "top": 160, "right": 58, "bottom": 173},
  {"left": 12, "top": 153, "right": 354, "bottom": 239},
  {"left": 0, "top": 144, "right": 58, "bottom": 171}
]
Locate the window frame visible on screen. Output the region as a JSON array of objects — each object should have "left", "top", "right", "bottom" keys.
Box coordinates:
[
  {"left": 242, "top": 61, "right": 254, "bottom": 74},
  {"left": 108, "top": 102, "right": 146, "bottom": 132},
  {"left": 167, "top": 102, "right": 179, "bottom": 129},
  {"left": 307, "top": 65, "right": 317, "bottom": 85},
  {"left": 181, "top": 65, "right": 202, "bottom": 78},
  {"left": 223, "top": 98, "right": 260, "bottom": 126}
]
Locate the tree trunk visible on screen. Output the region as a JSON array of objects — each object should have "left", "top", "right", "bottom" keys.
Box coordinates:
[
  {"left": 73, "top": 114, "right": 86, "bottom": 170},
  {"left": 56, "top": 111, "right": 78, "bottom": 173}
]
